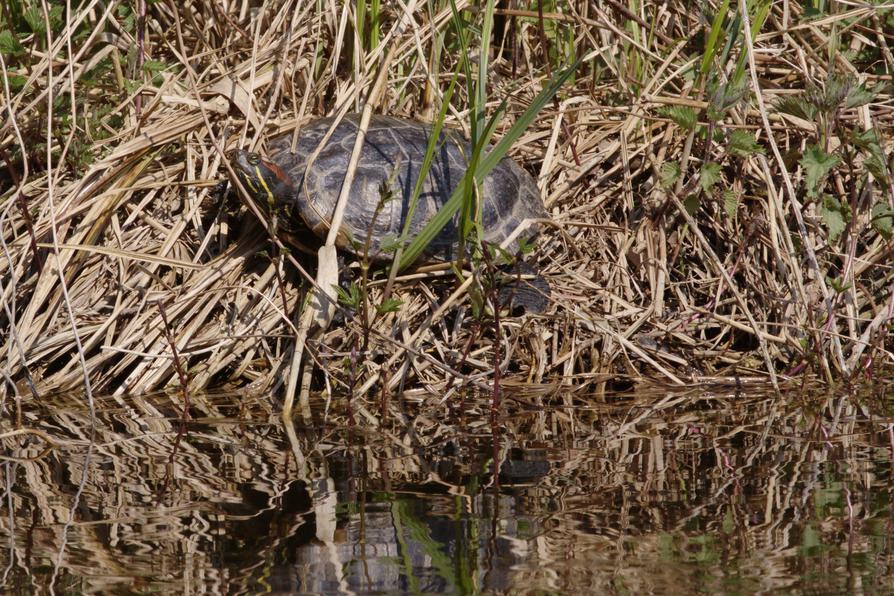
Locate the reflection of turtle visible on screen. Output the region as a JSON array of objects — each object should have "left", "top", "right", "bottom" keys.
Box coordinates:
[{"left": 232, "top": 114, "right": 550, "bottom": 312}]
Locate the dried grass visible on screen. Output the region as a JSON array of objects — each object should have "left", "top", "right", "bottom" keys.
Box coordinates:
[{"left": 2, "top": 1, "right": 894, "bottom": 405}]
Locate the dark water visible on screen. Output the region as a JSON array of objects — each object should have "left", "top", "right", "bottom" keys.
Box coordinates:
[{"left": 2, "top": 385, "right": 893, "bottom": 593}]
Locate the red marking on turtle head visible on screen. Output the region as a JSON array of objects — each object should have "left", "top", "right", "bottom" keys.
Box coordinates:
[{"left": 261, "top": 158, "right": 293, "bottom": 189}]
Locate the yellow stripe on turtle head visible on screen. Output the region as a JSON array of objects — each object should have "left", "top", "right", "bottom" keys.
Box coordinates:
[
  {"left": 240, "top": 170, "right": 259, "bottom": 195},
  {"left": 253, "top": 164, "right": 276, "bottom": 208}
]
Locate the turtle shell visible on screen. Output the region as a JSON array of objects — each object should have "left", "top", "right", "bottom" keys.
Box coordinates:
[{"left": 264, "top": 114, "right": 545, "bottom": 262}]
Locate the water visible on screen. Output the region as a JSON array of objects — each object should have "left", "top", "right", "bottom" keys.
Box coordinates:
[{"left": 1, "top": 385, "right": 893, "bottom": 593}]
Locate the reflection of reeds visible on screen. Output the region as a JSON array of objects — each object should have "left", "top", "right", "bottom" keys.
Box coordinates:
[
  {"left": 2, "top": 386, "right": 891, "bottom": 592},
  {"left": 2, "top": 3, "right": 893, "bottom": 400}
]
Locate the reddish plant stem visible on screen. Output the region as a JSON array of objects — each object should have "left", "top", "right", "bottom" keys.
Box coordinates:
[
  {"left": 157, "top": 300, "right": 190, "bottom": 419},
  {"left": 156, "top": 299, "right": 191, "bottom": 498},
  {"left": 480, "top": 243, "right": 503, "bottom": 425},
  {"left": 135, "top": 0, "right": 146, "bottom": 122}
]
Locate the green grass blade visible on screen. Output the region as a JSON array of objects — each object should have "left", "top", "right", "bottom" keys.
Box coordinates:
[
  {"left": 700, "top": 0, "right": 731, "bottom": 80},
  {"left": 396, "top": 66, "right": 461, "bottom": 246},
  {"left": 458, "top": 0, "right": 496, "bottom": 256},
  {"left": 396, "top": 57, "right": 581, "bottom": 270},
  {"left": 369, "top": 0, "right": 380, "bottom": 49},
  {"left": 356, "top": 0, "right": 366, "bottom": 51},
  {"left": 731, "top": 0, "right": 770, "bottom": 87},
  {"left": 457, "top": 100, "right": 506, "bottom": 259},
  {"left": 475, "top": 0, "right": 496, "bottom": 138}
]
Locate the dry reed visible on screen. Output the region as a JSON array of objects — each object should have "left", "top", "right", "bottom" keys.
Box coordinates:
[{"left": 2, "top": 1, "right": 894, "bottom": 406}]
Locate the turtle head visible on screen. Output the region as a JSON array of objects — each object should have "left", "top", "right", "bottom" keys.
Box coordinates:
[{"left": 231, "top": 150, "right": 295, "bottom": 211}]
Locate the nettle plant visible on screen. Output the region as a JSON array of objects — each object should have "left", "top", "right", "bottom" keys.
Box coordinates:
[
  {"left": 658, "top": 75, "right": 890, "bottom": 253},
  {"left": 658, "top": 81, "right": 765, "bottom": 221},
  {"left": 774, "top": 75, "right": 891, "bottom": 247},
  {"left": 1, "top": 1, "right": 175, "bottom": 173}
]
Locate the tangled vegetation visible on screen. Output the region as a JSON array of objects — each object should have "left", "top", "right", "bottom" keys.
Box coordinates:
[{"left": 1, "top": 1, "right": 894, "bottom": 408}]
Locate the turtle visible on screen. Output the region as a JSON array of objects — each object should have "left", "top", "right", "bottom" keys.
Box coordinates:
[{"left": 231, "top": 114, "right": 550, "bottom": 313}]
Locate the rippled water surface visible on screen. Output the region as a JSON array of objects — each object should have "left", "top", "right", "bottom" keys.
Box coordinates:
[{"left": 2, "top": 385, "right": 893, "bottom": 593}]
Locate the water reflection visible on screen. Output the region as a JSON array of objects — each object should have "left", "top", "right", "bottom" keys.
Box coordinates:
[{"left": 1, "top": 386, "right": 893, "bottom": 593}]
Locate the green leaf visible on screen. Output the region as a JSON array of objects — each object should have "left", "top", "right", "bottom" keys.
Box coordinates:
[
  {"left": 659, "top": 162, "right": 680, "bottom": 189},
  {"left": 334, "top": 282, "right": 361, "bottom": 310},
  {"left": 378, "top": 233, "right": 400, "bottom": 254},
  {"left": 7, "top": 75, "right": 27, "bottom": 91},
  {"left": 49, "top": 5, "right": 64, "bottom": 33},
  {"left": 660, "top": 105, "right": 698, "bottom": 130},
  {"left": 24, "top": 5, "right": 44, "bottom": 35},
  {"left": 730, "top": 1, "right": 770, "bottom": 88},
  {"left": 722, "top": 509, "right": 735, "bottom": 534},
  {"left": 820, "top": 195, "right": 848, "bottom": 242},
  {"left": 475, "top": 0, "right": 495, "bottom": 137},
  {"left": 143, "top": 60, "right": 171, "bottom": 86},
  {"left": 850, "top": 128, "right": 882, "bottom": 154},
  {"left": 699, "top": 0, "right": 732, "bottom": 79},
  {"left": 388, "top": 57, "right": 458, "bottom": 274},
  {"left": 516, "top": 236, "right": 536, "bottom": 255},
  {"left": 458, "top": 83, "right": 499, "bottom": 257},
  {"left": 700, "top": 162, "right": 722, "bottom": 193},
  {"left": 722, "top": 189, "right": 739, "bottom": 219},
  {"left": 376, "top": 298, "right": 403, "bottom": 314},
  {"left": 850, "top": 128, "right": 885, "bottom": 160},
  {"left": 850, "top": 129, "right": 889, "bottom": 187},
  {"left": 706, "top": 82, "right": 746, "bottom": 122},
  {"left": 801, "top": 145, "right": 841, "bottom": 197},
  {"left": 864, "top": 153, "right": 890, "bottom": 188},
  {"left": 846, "top": 83, "right": 875, "bottom": 108},
  {"left": 728, "top": 129, "right": 763, "bottom": 156},
  {"left": 23, "top": 4, "right": 62, "bottom": 35},
  {"left": 0, "top": 31, "right": 24, "bottom": 56},
  {"left": 684, "top": 194, "right": 700, "bottom": 215},
  {"left": 871, "top": 202, "right": 893, "bottom": 239},
  {"left": 123, "top": 78, "right": 141, "bottom": 94},
  {"left": 117, "top": 3, "right": 136, "bottom": 32},
  {"left": 143, "top": 60, "right": 168, "bottom": 74},
  {"left": 487, "top": 242, "right": 512, "bottom": 265},
  {"left": 817, "top": 75, "right": 851, "bottom": 111},
  {"left": 828, "top": 276, "right": 850, "bottom": 294},
  {"left": 774, "top": 96, "right": 817, "bottom": 121}
]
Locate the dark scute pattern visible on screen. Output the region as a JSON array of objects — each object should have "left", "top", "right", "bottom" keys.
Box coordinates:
[{"left": 267, "top": 114, "right": 544, "bottom": 261}]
